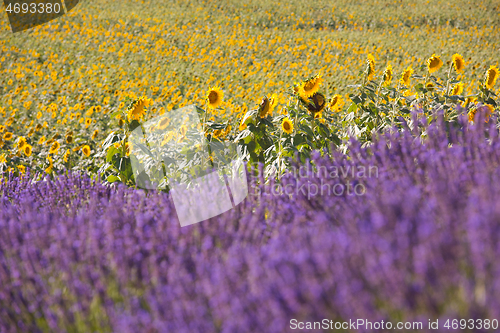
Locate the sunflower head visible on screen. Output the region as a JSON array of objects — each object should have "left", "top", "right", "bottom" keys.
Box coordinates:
[
  {"left": 451, "top": 82, "right": 464, "bottom": 96},
  {"left": 206, "top": 86, "right": 223, "bottom": 109},
  {"left": 3, "top": 132, "right": 13, "bottom": 141},
  {"left": 452, "top": 54, "right": 465, "bottom": 73},
  {"left": 427, "top": 54, "right": 443, "bottom": 74},
  {"left": 49, "top": 141, "right": 60, "bottom": 155},
  {"left": 485, "top": 65, "right": 499, "bottom": 90},
  {"left": 157, "top": 117, "right": 171, "bottom": 130},
  {"left": 281, "top": 117, "right": 294, "bottom": 134},
  {"left": 299, "top": 74, "right": 322, "bottom": 99},
  {"left": 400, "top": 66, "right": 413, "bottom": 86},
  {"left": 23, "top": 144, "right": 32, "bottom": 157},
  {"left": 425, "top": 82, "right": 435, "bottom": 92},
  {"left": 259, "top": 97, "right": 271, "bottom": 118},
  {"left": 366, "top": 54, "right": 376, "bottom": 80},
  {"left": 82, "top": 145, "right": 91, "bottom": 157},
  {"left": 303, "top": 92, "right": 327, "bottom": 115},
  {"left": 127, "top": 96, "right": 152, "bottom": 121},
  {"left": 330, "top": 94, "right": 345, "bottom": 112},
  {"left": 383, "top": 63, "right": 393, "bottom": 86}
]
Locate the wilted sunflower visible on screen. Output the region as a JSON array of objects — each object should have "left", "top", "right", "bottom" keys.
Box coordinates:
[
  {"left": 49, "top": 141, "right": 60, "bottom": 154},
  {"left": 281, "top": 117, "right": 293, "bottom": 134},
  {"left": 330, "top": 94, "right": 344, "bottom": 112},
  {"left": 304, "top": 92, "right": 327, "bottom": 115},
  {"left": 452, "top": 82, "right": 464, "bottom": 95},
  {"left": 299, "top": 74, "right": 323, "bottom": 98},
  {"left": 427, "top": 54, "right": 443, "bottom": 74},
  {"left": 206, "top": 86, "right": 223, "bottom": 109},
  {"left": 23, "top": 144, "right": 32, "bottom": 157},
  {"left": 82, "top": 145, "right": 91, "bottom": 157},
  {"left": 452, "top": 54, "right": 465, "bottom": 73},
  {"left": 400, "top": 66, "right": 413, "bottom": 86},
  {"left": 383, "top": 63, "right": 393, "bottom": 86},
  {"left": 366, "top": 54, "right": 376, "bottom": 80},
  {"left": 485, "top": 65, "right": 499, "bottom": 90},
  {"left": 128, "top": 96, "right": 152, "bottom": 121}
]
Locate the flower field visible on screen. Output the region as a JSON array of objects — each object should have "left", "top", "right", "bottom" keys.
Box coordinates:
[{"left": 1, "top": 0, "right": 500, "bottom": 331}]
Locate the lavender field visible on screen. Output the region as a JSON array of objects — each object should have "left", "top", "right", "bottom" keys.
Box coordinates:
[{"left": 1, "top": 111, "right": 500, "bottom": 332}]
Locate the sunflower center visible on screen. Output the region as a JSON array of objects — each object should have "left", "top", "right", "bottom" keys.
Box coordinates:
[
  {"left": 208, "top": 91, "right": 219, "bottom": 104},
  {"left": 284, "top": 122, "right": 291, "bottom": 131}
]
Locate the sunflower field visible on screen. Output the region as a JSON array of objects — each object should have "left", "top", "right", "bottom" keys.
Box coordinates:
[{"left": 1, "top": 0, "right": 500, "bottom": 331}]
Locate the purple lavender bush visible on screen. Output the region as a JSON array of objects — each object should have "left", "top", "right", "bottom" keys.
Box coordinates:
[{"left": 1, "top": 111, "right": 500, "bottom": 332}]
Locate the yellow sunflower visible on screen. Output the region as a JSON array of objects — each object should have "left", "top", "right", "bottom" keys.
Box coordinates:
[
  {"left": 383, "top": 63, "right": 393, "bottom": 86},
  {"left": 17, "top": 165, "right": 26, "bottom": 174},
  {"left": 426, "top": 82, "right": 435, "bottom": 92},
  {"left": 17, "top": 136, "right": 26, "bottom": 149},
  {"left": 82, "top": 145, "right": 91, "bottom": 157},
  {"left": 400, "top": 66, "right": 413, "bottom": 86},
  {"left": 299, "top": 74, "right": 322, "bottom": 98},
  {"left": 38, "top": 135, "right": 46, "bottom": 145},
  {"left": 3, "top": 132, "right": 12, "bottom": 141},
  {"left": 451, "top": 82, "right": 464, "bottom": 96},
  {"left": 366, "top": 54, "right": 376, "bottom": 80},
  {"left": 281, "top": 117, "right": 294, "bottom": 134},
  {"left": 127, "top": 96, "right": 152, "bottom": 121},
  {"left": 49, "top": 141, "right": 60, "bottom": 154},
  {"left": 157, "top": 117, "right": 171, "bottom": 130},
  {"left": 427, "top": 54, "right": 443, "bottom": 74},
  {"left": 63, "top": 149, "right": 70, "bottom": 163},
  {"left": 304, "top": 92, "right": 327, "bottom": 115},
  {"left": 485, "top": 65, "right": 499, "bottom": 90},
  {"left": 206, "top": 86, "right": 223, "bottom": 109},
  {"left": 452, "top": 54, "right": 465, "bottom": 73},
  {"left": 66, "top": 135, "right": 73, "bottom": 144},
  {"left": 92, "top": 130, "right": 99, "bottom": 140},
  {"left": 330, "top": 94, "right": 345, "bottom": 112},
  {"left": 23, "top": 144, "right": 32, "bottom": 157},
  {"left": 45, "top": 156, "right": 53, "bottom": 174}
]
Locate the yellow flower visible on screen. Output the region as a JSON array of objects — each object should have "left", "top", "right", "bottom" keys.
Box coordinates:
[
  {"left": 426, "top": 82, "right": 435, "bottom": 92},
  {"left": 427, "top": 54, "right": 443, "bottom": 74},
  {"left": 330, "top": 94, "right": 344, "bottom": 112},
  {"left": 3, "top": 132, "right": 12, "bottom": 141},
  {"left": 485, "top": 65, "right": 499, "bottom": 90},
  {"left": 82, "top": 145, "right": 91, "bottom": 157},
  {"left": 85, "top": 118, "right": 92, "bottom": 128},
  {"left": 63, "top": 149, "right": 70, "bottom": 163},
  {"left": 17, "top": 165, "right": 25, "bottom": 174},
  {"left": 452, "top": 54, "right": 465, "bottom": 73},
  {"left": 38, "top": 135, "right": 46, "bottom": 145},
  {"left": 281, "top": 117, "right": 294, "bottom": 134},
  {"left": 400, "top": 66, "right": 413, "bottom": 86},
  {"left": 113, "top": 142, "right": 121, "bottom": 149},
  {"left": 49, "top": 141, "right": 60, "bottom": 154},
  {"left": 383, "top": 63, "right": 393, "bottom": 86},
  {"left": 161, "top": 132, "right": 175, "bottom": 146},
  {"left": 206, "top": 86, "right": 223, "bottom": 109},
  {"left": 23, "top": 144, "right": 32, "bottom": 157},
  {"left": 0, "top": 154, "right": 6, "bottom": 164},
  {"left": 92, "top": 130, "right": 99, "bottom": 140},
  {"left": 258, "top": 97, "right": 272, "bottom": 118},
  {"left": 366, "top": 54, "right": 376, "bottom": 80},
  {"left": 299, "top": 74, "right": 322, "bottom": 98},
  {"left": 462, "top": 96, "right": 477, "bottom": 107},
  {"left": 451, "top": 82, "right": 464, "bottom": 95},
  {"left": 127, "top": 96, "right": 152, "bottom": 121},
  {"left": 45, "top": 156, "right": 53, "bottom": 174},
  {"left": 17, "top": 136, "right": 26, "bottom": 149},
  {"left": 157, "top": 117, "right": 171, "bottom": 130},
  {"left": 0, "top": 125, "right": 4, "bottom": 133},
  {"left": 304, "top": 92, "right": 327, "bottom": 115}
]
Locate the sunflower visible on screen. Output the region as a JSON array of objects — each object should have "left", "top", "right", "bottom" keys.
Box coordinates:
[
  {"left": 49, "top": 141, "right": 60, "bottom": 154},
  {"left": 127, "top": 96, "right": 152, "bottom": 121},
  {"left": 366, "top": 54, "right": 376, "bottom": 80},
  {"left": 38, "top": 135, "right": 46, "bottom": 145},
  {"left": 23, "top": 144, "right": 32, "bottom": 157},
  {"left": 258, "top": 97, "right": 271, "bottom": 118},
  {"left": 66, "top": 135, "right": 74, "bottom": 144},
  {"left": 451, "top": 82, "right": 464, "bottom": 95},
  {"left": 462, "top": 96, "right": 477, "bottom": 108},
  {"left": 17, "top": 136, "right": 26, "bottom": 149},
  {"left": 425, "top": 82, "right": 435, "bottom": 92},
  {"left": 17, "top": 165, "right": 25, "bottom": 174},
  {"left": 45, "top": 156, "right": 53, "bottom": 174},
  {"left": 299, "top": 74, "right": 322, "bottom": 98},
  {"left": 383, "top": 63, "right": 393, "bottom": 86},
  {"left": 3, "top": 132, "right": 12, "bottom": 141},
  {"left": 304, "top": 92, "right": 327, "bottom": 115},
  {"left": 452, "top": 54, "right": 465, "bottom": 73},
  {"left": 63, "top": 149, "right": 70, "bottom": 163},
  {"left": 0, "top": 125, "right": 4, "bottom": 133},
  {"left": 157, "top": 117, "right": 171, "bottom": 130},
  {"left": 485, "top": 65, "right": 499, "bottom": 90},
  {"left": 427, "top": 54, "right": 443, "bottom": 74},
  {"left": 92, "top": 130, "right": 99, "bottom": 140},
  {"left": 400, "top": 66, "right": 413, "bottom": 86},
  {"left": 330, "top": 94, "right": 344, "bottom": 112},
  {"left": 82, "top": 145, "right": 91, "bottom": 157},
  {"left": 206, "top": 86, "right": 223, "bottom": 109},
  {"left": 281, "top": 117, "right": 294, "bottom": 134},
  {"left": 85, "top": 118, "right": 92, "bottom": 128}
]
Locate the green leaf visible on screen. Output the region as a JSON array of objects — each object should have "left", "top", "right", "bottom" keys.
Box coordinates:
[
  {"left": 106, "top": 147, "right": 120, "bottom": 163},
  {"left": 107, "top": 175, "right": 120, "bottom": 183}
]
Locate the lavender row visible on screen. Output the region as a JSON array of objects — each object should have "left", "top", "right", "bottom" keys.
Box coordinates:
[{"left": 1, "top": 112, "right": 500, "bottom": 332}]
